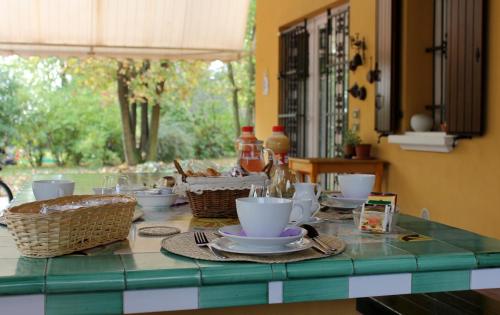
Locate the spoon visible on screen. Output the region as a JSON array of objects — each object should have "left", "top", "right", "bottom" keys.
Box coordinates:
[{"left": 300, "top": 224, "right": 334, "bottom": 254}]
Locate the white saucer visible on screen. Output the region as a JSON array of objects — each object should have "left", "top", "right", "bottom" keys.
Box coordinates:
[
  {"left": 218, "top": 225, "right": 305, "bottom": 248},
  {"left": 323, "top": 194, "right": 366, "bottom": 209},
  {"left": 290, "top": 216, "right": 323, "bottom": 225},
  {"left": 211, "top": 237, "right": 312, "bottom": 255}
]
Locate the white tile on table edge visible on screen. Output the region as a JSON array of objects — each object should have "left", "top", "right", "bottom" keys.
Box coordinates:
[
  {"left": 268, "top": 281, "right": 283, "bottom": 304},
  {"left": 471, "top": 268, "right": 500, "bottom": 290},
  {"left": 349, "top": 273, "right": 412, "bottom": 298},
  {"left": 0, "top": 294, "right": 44, "bottom": 315},
  {"left": 123, "top": 287, "right": 198, "bottom": 314}
]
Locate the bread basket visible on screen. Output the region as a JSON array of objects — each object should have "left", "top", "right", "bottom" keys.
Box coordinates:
[{"left": 5, "top": 195, "right": 136, "bottom": 258}]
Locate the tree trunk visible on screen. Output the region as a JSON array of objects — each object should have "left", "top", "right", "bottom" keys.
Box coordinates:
[
  {"left": 227, "top": 62, "right": 241, "bottom": 138},
  {"left": 139, "top": 102, "right": 149, "bottom": 157},
  {"left": 145, "top": 61, "right": 169, "bottom": 161},
  {"left": 131, "top": 102, "right": 137, "bottom": 141},
  {"left": 35, "top": 149, "right": 43, "bottom": 167},
  {"left": 146, "top": 103, "right": 160, "bottom": 161},
  {"left": 117, "top": 62, "right": 139, "bottom": 165}
]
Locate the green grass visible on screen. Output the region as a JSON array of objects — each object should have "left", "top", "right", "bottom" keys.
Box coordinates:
[{"left": 0, "top": 156, "right": 237, "bottom": 194}]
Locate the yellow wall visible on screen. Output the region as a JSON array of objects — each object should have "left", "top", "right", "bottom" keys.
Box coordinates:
[{"left": 255, "top": 0, "right": 500, "bottom": 239}]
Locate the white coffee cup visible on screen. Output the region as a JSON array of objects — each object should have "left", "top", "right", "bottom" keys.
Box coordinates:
[
  {"left": 236, "top": 197, "right": 293, "bottom": 237},
  {"left": 32, "top": 180, "right": 75, "bottom": 201},
  {"left": 338, "top": 174, "right": 375, "bottom": 199},
  {"left": 290, "top": 198, "right": 315, "bottom": 223}
]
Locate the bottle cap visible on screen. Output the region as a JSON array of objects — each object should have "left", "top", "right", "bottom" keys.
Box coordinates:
[
  {"left": 241, "top": 126, "right": 254, "bottom": 132},
  {"left": 272, "top": 125, "right": 285, "bottom": 132}
]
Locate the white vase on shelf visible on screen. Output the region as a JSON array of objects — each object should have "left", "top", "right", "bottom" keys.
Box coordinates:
[{"left": 410, "top": 114, "right": 433, "bottom": 132}]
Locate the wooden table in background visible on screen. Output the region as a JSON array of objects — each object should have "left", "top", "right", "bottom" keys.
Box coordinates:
[{"left": 288, "top": 157, "right": 387, "bottom": 192}]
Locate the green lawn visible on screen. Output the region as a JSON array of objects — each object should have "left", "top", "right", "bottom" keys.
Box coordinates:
[{"left": 1, "top": 157, "right": 237, "bottom": 195}]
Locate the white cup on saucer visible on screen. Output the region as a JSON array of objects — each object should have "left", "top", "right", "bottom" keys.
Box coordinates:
[
  {"left": 236, "top": 197, "right": 295, "bottom": 237},
  {"left": 32, "top": 180, "right": 75, "bottom": 201},
  {"left": 338, "top": 174, "right": 375, "bottom": 199}
]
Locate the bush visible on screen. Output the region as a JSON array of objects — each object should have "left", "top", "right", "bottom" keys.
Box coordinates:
[
  {"left": 193, "top": 124, "right": 234, "bottom": 159},
  {"left": 157, "top": 122, "right": 195, "bottom": 162}
]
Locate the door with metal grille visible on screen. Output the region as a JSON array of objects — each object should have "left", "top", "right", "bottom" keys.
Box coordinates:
[
  {"left": 319, "top": 8, "right": 349, "bottom": 159},
  {"left": 318, "top": 7, "right": 350, "bottom": 189},
  {"left": 278, "top": 25, "right": 309, "bottom": 157}
]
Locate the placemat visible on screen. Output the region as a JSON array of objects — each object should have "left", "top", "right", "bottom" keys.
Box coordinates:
[{"left": 161, "top": 231, "right": 345, "bottom": 263}]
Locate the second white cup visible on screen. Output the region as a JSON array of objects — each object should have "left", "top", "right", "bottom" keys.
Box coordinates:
[{"left": 236, "top": 197, "right": 293, "bottom": 237}]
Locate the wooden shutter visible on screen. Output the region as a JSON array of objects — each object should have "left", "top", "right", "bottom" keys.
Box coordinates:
[
  {"left": 278, "top": 25, "right": 309, "bottom": 157},
  {"left": 375, "top": 0, "right": 400, "bottom": 134},
  {"left": 445, "top": 0, "right": 484, "bottom": 135}
]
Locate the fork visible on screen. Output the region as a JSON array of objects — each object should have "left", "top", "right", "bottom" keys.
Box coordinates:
[{"left": 194, "top": 232, "right": 227, "bottom": 259}]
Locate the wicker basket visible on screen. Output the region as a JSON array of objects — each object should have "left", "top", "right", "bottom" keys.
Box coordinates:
[
  {"left": 187, "top": 189, "right": 250, "bottom": 218},
  {"left": 173, "top": 160, "right": 267, "bottom": 218},
  {"left": 5, "top": 195, "right": 136, "bottom": 258}
]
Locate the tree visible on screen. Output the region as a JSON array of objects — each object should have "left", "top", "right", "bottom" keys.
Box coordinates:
[
  {"left": 244, "top": 0, "right": 256, "bottom": 125},
  {"left": 0, "top": 68, "right": 21, "bottom": 146},
  {"left": 0, "top": 56, "right": 123, "bottom": 167},
  {"left": 227, "top": 62, "right": 241, "bottom": 138},
  {"left": 67, "top": 58, "right": 203, "bottom": 165}
]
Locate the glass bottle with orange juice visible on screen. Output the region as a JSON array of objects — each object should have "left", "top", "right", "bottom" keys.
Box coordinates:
[
  {"left": 237, "top": 126, "right": 266, "bottom": 172},
  {"left": 266, "top": 126, "right": 298, "bottom": 198},
  {"left": 265, "top": 125, "right": 290, "bottom": 166}
]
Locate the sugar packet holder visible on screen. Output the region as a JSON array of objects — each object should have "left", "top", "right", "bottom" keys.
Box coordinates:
[{"left": 358, "top": 199, "right": 396, "bottom": 233}]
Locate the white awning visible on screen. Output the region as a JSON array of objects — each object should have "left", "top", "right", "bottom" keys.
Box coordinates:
[{"left": 0, "top": 0, "right": 250, "bottom": 60}]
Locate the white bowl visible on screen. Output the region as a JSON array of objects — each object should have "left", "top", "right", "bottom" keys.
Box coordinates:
[
  {"left": 218, "top": 225, "right": 306, "bottom": 248},
  {"left": 338, "top": 174, "right": 375, "bottom": 199},
  {"left": 135, "top": 192, "right": 177, "bottom": 208}
]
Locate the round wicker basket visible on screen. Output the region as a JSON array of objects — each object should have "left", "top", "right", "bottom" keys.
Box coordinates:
[
  {"left": 5, "top": 195, "right": 136, "bottom": 258},
  {"left": 187, "top": 189, "right": 250, "bottom": 218}
]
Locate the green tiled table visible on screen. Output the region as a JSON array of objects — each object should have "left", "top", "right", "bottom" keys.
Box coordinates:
[{"left": 2, "top": 173, "right": 500, "bottom": 314}]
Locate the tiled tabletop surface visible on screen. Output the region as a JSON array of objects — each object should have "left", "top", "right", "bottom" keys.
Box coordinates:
[{"left": 2, "top": 173, "right": 500, "bottom": 314}]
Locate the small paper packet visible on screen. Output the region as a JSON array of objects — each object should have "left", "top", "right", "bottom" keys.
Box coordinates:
[{"left": 358, "top": 203, "right": 392, "bottom": 233}]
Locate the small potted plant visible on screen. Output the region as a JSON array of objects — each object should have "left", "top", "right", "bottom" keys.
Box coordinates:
[
  {"left": 355, "top": 142, "right": 372, "bottom": 160},
  {"left": 343, "top": 129, "right": 361, "bottom": 159}
]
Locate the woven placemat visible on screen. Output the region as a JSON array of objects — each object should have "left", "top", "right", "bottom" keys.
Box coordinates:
[
  {"left": 139, "top": 226, "right": 180, "bottom": 237},
  {"left": 161, "top": 231, "right": 345, "bottom": 263}
]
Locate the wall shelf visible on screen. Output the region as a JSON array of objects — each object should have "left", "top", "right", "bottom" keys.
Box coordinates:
[{"left": 388, "top": 132, "right": 455, "bottom": 153}]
